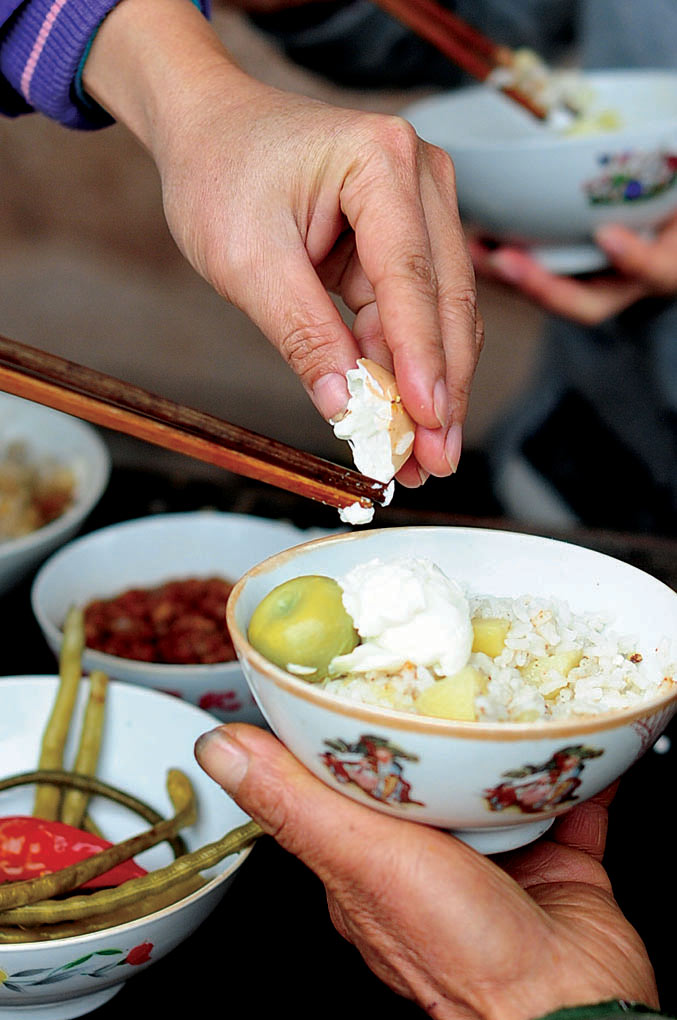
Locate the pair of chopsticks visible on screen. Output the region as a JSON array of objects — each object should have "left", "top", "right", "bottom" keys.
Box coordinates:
[
  {"left": 0, "top": 333, "right": 390, "bottom": 513},
  {"left": 372, "top": 0, "right": 549, "bottom": 120}
]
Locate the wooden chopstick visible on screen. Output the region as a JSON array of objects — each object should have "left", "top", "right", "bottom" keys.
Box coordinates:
[
  {"left": 372, "top": 0, "right": 549, "bottom": 120},
  {"left": 0, "top": 333, "right": 391, "bottom": 512}
]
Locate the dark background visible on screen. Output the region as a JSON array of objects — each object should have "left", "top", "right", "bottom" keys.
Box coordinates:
[{"left": 3, "top": 456, "right": 676, "bottom": 1019}]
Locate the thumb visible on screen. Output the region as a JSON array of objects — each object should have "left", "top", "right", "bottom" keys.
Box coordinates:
[{"left": 193, "top": 723, "right": 404, "bottom": 878}]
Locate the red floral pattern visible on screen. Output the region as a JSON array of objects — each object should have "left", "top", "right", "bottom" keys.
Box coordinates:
[{"left": 125, "top": 942, "right": 153, "bottom": 966}]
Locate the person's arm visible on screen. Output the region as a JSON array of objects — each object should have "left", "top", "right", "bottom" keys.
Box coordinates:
[
  {"left": 195, "top": 722, "right": 661, "bottom": 1020},
  {"left": 80, "top": 0, "right": 482, "bottom": 484},
  {"left": 0, "top": 0, "right": 207, "bottom": 126}
]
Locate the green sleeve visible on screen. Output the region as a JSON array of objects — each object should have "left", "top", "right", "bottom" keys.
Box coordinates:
[{"left": 537, "top": 1001, "right": 674, "bottom": 1020}]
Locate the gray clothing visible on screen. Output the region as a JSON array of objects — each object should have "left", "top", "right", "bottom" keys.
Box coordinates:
[
  {"left": 255, "top": 0, "right": 677, "bottom": 536},
  {"left": 251, "top": 1, "right": 576, "bottom": 87}
]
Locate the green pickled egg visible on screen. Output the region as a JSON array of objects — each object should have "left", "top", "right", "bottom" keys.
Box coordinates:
[{"left": 247, "top": 575, "right": 359, "bottom": 681}]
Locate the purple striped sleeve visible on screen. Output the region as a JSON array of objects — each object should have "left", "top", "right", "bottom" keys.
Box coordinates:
[
  {"left": 0, "top": 0, "right": 211, "bottom": 130},
  {"left": 0, "top": 1, "right": 23, "bottom": 24}
]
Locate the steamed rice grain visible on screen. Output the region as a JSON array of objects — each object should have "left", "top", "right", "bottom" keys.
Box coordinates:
[{"left": 322, "top": 591, "right": 675, "bottom": 722}]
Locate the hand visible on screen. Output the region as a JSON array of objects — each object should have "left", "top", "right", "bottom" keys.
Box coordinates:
[
  {"left": 159, "top": 82, "right": 480, "bottom": 485},
  {"left": 195, "top": 723, "right": 659, "bottom": 1020},
  {"left": 469, "top": 210, "right": 677, "bottom": 327},
  {"left": 84, "top": 0, "right": 482, "bottom": 486}
]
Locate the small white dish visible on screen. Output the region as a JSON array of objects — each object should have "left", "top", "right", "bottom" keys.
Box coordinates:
[
  {"left": 0, "top": 394, "right": 110, "bottom": 595},
  {"left": 31, "top": 511, "right": 338, "bottom": 725}
]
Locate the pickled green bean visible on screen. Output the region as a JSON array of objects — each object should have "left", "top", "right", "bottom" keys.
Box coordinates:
[
  {"left": 0, "top": 874, "right": 206, "bottom": 941},
  {"left": 0, "top": 770, "right": 196, "bottom": 912},
  {"left": 0, "top": 820, "right": 262, "bottom": 932},
  {"left": 60, "top": 671, "right": 108, "bottom": 828},
  {"left": 0, "top": 769, "right": 187, "bottom": 857},
  {"left": 33, "top": 606, "right": 85, "bottom": 819}
]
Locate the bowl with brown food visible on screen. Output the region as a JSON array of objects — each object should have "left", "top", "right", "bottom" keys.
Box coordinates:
[
  {"left": 31, "top": 510, "right": 337, "bottom": 724},
  {"left": 227, "top": 525, "right": 677, "bottom": 853},
  {"left": 0, "top": 653, "right": 256, "bottom": 1020},
  {"left": 0, "top": 393, "right": 110, "bottom": 595}
]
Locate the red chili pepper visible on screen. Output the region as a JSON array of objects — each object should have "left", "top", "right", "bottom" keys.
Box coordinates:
[{"left": 0, "top": 816, "right": 148, "bottom": 888}]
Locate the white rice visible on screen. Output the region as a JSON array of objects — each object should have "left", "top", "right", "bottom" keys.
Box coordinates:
[{"left": 321, "top": 592, "right": 675, "bottom": 723}]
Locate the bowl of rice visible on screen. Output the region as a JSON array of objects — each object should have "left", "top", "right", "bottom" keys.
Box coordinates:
[
  {"left": 227, "top": 526, "right": 677, "bottom": 853},
  {"left": 400, "top": 69, "right": 677, "bottom": 274}
]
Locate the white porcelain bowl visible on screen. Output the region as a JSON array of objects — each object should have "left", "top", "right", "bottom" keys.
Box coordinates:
[
  {"left": 0, "top": 394, "right": 110, "bottom": 595},
  {"left": 401, "top": 70, "right": 677, "bottom": 273},
  {"left": 0, "top": 676, "right": 253, "bottom": 1019},
  {"left": 31, "top": 511, "right": 338, "bottom": 725},
  {"left": 227, "top": 526, "right": 677, "bottom": 854}
]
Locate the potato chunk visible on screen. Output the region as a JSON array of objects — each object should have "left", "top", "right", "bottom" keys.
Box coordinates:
[
  {"left": 416, "top": 666, "right": 486, "bottom": 721},
  {"left": 521, "top": 649, "right": 583, "bottom": 688},
  {"left": 471, "top": 617, "right": 511, "bottom": 658}
]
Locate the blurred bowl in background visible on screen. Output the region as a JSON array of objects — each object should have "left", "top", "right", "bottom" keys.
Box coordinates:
[
  {"left": 0, "top": 393, "right": 110, "bottom": 596},
  {"left": 401, "top": 70, "right": 677, "bottom": 273},
  {"left": 31, "top": 510, "right": 338, "bottom": 725},
  {"left": 0, "top": 675, "right": 254, "bottom": 1019},
  {"left": 228, "top": 525, "right": 677, "bottom": 854}
]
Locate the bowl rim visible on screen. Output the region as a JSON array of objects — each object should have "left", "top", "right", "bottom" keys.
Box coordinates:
[
  {"left": 31, "top": 509, "right": 322, "bottom": 678},
  {"left": 400, "top": 68, "right": 677, "bottom": 153},
  {"left": 0, "top": 413, "right": 111, "bottom": 560},
  {"left": 0, "top": 675, "right": 255, "bottom": 953},
  {"left": 227, "top": 524, "right": 677, "bottom": 741}
]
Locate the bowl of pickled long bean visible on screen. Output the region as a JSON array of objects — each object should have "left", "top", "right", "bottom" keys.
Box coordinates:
[
  {"left": 0, "top": 610, "right": 259, "bottom": 1019},
  {"left": 31, "top": 511, "right": 338, "bottom": 725}
]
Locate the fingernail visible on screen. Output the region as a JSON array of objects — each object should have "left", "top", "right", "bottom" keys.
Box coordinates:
[
  {"left": 313, "top": 373, "right": 349, "bottom": 421},
  {"left": 194, "top": 727, "right": 249, "bottom": 795},
  {"left": 595, "top": 224, "right": 626, "bottom": 254},
  {"left": 444, "top": 423, "right": 463, "bottom": 473},
  {"left": 433, "top": 378, "right": 449, "bottom": 428},
  {"left": 488, "top": 251, "right": 524, "bottom": 284},
  {"left": 417, "top": 466, "right": 430, "bottom": 485}
]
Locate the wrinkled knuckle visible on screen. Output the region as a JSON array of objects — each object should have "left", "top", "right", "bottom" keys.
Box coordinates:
[
  {"left": 440, "top": 284, "right": 479, "bottom": 327},
  {"left": 281, "top": 320, "right": 341, "bottom": 385},
  {"left": 376, "top": 114, "right": 421, "bottom": 164},
  {"left": 401, "top": 251, "right": 438, "bottom": 296}
]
